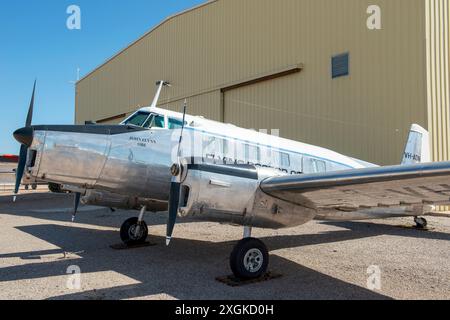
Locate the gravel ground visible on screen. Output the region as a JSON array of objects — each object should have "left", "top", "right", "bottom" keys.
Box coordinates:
[
  {"left": 0, "top": 163, "right": 15, "bottom": 184},
  {"left": 0, "top": 192, "right": 449, "bottom": 300}
]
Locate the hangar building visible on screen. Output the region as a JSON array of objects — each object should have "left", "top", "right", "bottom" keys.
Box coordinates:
[{"left": 75, "top": 0, "right": 449, "bottom": 165}]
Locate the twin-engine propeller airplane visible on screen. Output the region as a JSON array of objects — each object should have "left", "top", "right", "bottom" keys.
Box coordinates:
[{"left": 12, "top": 80, "right": 450, "bottom": 279}]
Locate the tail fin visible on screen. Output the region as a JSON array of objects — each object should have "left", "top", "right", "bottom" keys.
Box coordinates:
[{"left": 401, "top": 124, "right": 431, "bottom": 165}]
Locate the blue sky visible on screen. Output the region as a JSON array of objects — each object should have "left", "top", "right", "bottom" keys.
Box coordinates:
[{"left": 0, "top": 0, "right": 205, "bottom": 154}]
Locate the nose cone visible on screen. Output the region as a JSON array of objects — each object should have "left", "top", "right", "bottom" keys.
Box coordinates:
[{"left": 13, "top": 127, "right": 33, "bottom": 147}]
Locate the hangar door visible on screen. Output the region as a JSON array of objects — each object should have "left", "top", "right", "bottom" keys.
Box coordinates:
[
  {"left": 221, "top": 65, "right": 315, "bottom": 145},
  {"left": 224, "top": 78, "right": 292, "bottom": 136},
  {"left": 221, "top": 64, "right": 363, "bottom": 162}
]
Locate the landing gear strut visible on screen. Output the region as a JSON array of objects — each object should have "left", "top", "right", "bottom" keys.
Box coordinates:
[
  {"left": 229, "top": 227, "right": 269, "bottom": 280},
  {"left": 414, "top": 217, "right": 428, "bottom": 229},
  {"left": 120, "top": 206, "right": 148, "bottom": 245}
]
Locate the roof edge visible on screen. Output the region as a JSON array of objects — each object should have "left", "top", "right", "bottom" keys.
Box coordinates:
[{"left": 76, "top": 0, "right": 218, "bottom": 84}]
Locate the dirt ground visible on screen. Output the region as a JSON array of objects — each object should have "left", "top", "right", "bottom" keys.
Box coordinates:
[{"left": 0, "top": 192, "right": 449, "bottom": 300}]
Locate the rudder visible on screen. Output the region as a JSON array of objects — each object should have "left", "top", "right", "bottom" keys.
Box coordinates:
[{"left": 402, "top": 124, "right": 431, "bottom": 165}]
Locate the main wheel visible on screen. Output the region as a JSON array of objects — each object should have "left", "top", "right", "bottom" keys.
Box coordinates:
[
  {"left": 120, "top": 217, "right": 148, "bottom": 245},
  {"left": 230, "top": 238, "right": 269, "bottom": 280},
  {"left": 414, "top": 217, "right": 428, "bottom": 229},
  {"left": 48, "top": 183, "right": 63, "bottom": 193}
]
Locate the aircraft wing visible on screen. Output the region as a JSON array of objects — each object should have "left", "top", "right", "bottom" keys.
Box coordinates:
[{"left": 260, "top": 162, "right": 450, "bottom": 212}]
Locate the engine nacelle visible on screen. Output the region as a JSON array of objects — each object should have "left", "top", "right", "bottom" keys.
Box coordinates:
[{"left": 176, "top": 163, "right": 317, "bottom": 229}]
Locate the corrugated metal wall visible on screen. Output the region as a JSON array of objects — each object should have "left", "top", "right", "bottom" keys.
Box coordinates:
[
  {"left": 76, "top": 0, "right": 430, "bottom": 165},
  {"left": 426, "top": 0, "right": 450, "bottom": 162}
]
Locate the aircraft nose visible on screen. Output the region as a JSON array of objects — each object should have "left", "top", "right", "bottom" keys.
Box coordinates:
[{"left": 13, "top": 127, "right": 33, "bottom": 147}]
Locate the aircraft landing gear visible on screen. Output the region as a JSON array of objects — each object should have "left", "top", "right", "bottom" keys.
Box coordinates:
[
  {"left": 120, "top": 206, "right": 148, "bottom": 245},
  {"left": 414, "top": 216, "right": 428, "bottom": 229},
  {"left": 229, "top": 227, "right": 269, "bottom": 280}
]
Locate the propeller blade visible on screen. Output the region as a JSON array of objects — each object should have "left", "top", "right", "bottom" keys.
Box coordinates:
[
  {"left": 26, "top": 80, "right": 36, "bottom": 127},
  {"left": 166, "top": 102, "right": 187, "bottom": 245},
  {"left": 13, "top": 145, "right": 28, "bottom": 202},
  {"left": 13, "top": 81, "right": 37, "bottom": 203},
  {"left": 72, "top": 192, "right": 81, "bottom": 222},
  {"left": 166, "top": 180, "right": 181, "bottom": 246}
]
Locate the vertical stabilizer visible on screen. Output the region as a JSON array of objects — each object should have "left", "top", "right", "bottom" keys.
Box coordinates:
[{"left": 402, "top": 124, "right": 431, "bottom": 165}]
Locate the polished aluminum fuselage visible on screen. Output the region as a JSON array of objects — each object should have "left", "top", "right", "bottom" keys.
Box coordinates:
[
  {"left": 31, "top": 128, "right": 173, "bottom": 202},
  {"left": 26, "top": 125, "right": 429, "bottom": 228},
  {"left": 29, "top": 126, "right": 318, "bottom": 228}
]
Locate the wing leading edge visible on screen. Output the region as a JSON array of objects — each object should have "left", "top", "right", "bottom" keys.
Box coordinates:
[{"left": 260, "top": 162, "right": 450, "bottom": 219}]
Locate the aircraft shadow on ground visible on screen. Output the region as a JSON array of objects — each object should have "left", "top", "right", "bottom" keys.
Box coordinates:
[
  {"left": 0, "top": 223, "right": 391, "bottom": 300},
  {"left": 0, "top": 193, "right": 200, "bottom": 229},
  {"left": 2, "top": 193, "right": 450, "bottom": 299},
  {"left": 1, "top": 219, "right": 449, "bottom": 300},
  {"left": 3, "top": 193, "right": 450, "bottom": 240}
]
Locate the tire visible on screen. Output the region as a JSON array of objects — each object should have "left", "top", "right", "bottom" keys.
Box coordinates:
[
  {"left": 120, "top": 217, "right": 148, "bottom": 245},
  {"left": 48, "top": 183, "right": 63, "bottom": 193},
  {"left": 414, "top": 217, "right": 428, "bottom": 229},
  {"left": 230, "top": 238, "right": 269, "bottom": 280},
  {"left": 31, "top": 184, "right": 37, "bottom": 190}
]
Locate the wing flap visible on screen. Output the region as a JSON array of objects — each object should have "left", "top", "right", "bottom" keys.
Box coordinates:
[{"left": 261, "top": 162, "right": 450, "bottom": 211}]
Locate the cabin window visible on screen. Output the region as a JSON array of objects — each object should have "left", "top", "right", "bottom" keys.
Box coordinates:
[
  {"left": 271, "top": 151, "right": 290, "bottom": 169},
  {"left": 303, "top": 157, "right": 327, "bottom": 173},
  {"left": 123, "top": 111, "right": 150, "bottom": 127},
  {"left": 289, "top": 154, "right": 303, "bottom": 174},
  {"left": 143, "top": 114, "right": 165, "bottom": 129},
  {"left": 203, "top": 135, "right": 220, "bottom": 160},
  {"left": 315, "top": 160, "right": 326, "bottom": 173},
  {"left": 280, "top": 152, "right": 290, "bottom": 167},
  {"left": 245, "top": 144, "right": 260, "bottom": 164},
  {"left": 223, "top": 139, "right": 236, "bottom": 164},
  {"left": 260, "top": 146, "right": 273, "bottom": 166},
  {"left": 168, "top": 118, "right": 185, "bottom": 130}
]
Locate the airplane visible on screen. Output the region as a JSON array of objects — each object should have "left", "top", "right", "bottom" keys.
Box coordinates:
[{"left": 12, "top": 80, "right": 450, "bottom": 280}]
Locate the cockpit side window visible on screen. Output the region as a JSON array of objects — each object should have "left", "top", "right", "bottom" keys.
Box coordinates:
[
  {"left": 143, "top": 114, "right": 165, "bottom": 129},
  {"left": 168, "top": 118, "right": 185, "bottom": 130},
  {"left": 123, "top": 111, "right": 150, "bottom": 127}
]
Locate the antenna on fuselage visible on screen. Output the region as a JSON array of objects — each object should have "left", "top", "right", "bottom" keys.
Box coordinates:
[
  {"left": 150, "top": 80, "right": 171, "bottom": 109},
  {"left": 177, "top": 99, "right": 187, "bottom": 158}
]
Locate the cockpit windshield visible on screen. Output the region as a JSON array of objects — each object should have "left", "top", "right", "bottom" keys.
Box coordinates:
[
  {"left": 123, "top": 111, "right": 150, "bottom": 127},
  {"left": 123, "top": 112, "right": 166, "bottom": 129},
  {"left": 143, "top": 114, "right": 165, "bottom": 128}
]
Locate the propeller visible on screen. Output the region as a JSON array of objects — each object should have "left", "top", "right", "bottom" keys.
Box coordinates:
[
  {"left": 166, "top": 101, "right": 187, "bottom": 246},
  {"left": 72, "top": 192, "right": 81, "bottom": 222},
  {"left": 13, "top": 81, "right": 36, "bottom": 202}
]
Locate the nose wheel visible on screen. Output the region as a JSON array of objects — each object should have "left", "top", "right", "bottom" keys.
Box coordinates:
[
  {"left": 120, "top": 217, "right": 148, "bottom": 245},
  {"left": 120, "top": 206, "right": 149, "bottom": 246},
  {"left": 414, "top": 217, "right": 428, "bottom": 229},
  {"left": 230, "top": 237, "right": 269, "bottom": 280}
]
